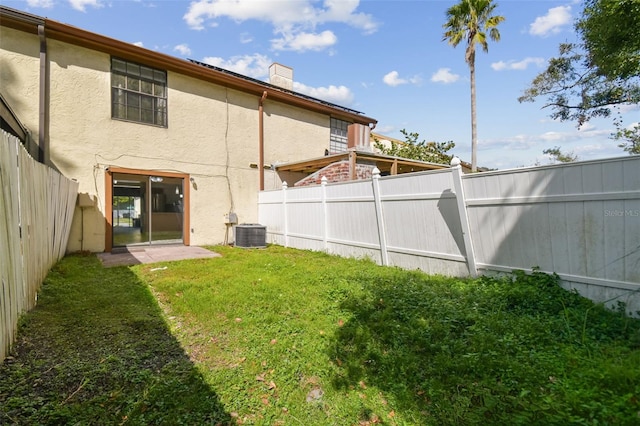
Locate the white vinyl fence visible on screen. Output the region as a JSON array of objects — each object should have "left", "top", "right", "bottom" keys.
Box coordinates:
[
  {"left": 1, "top": 130, "right": 78, "bottom": 362},
  {"left": 259, "top": 156, "right": 640, "bottom": 315}
]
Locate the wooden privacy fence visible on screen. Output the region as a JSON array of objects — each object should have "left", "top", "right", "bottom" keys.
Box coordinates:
[
  {"left": 0, "top": 130, "right": 78, "bottom": 362},
  {"left": 259, "top": 156, "right": 640, "bottom": 315}
]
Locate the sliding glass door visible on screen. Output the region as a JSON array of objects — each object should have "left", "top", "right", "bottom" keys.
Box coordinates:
[
  {"left": 149, "top": 177, "right": 183, "bottom": 244},
  {"left": 112, "top": 174, "right": 146, "bottom": 246},
  {"left": 112, "top": 173, "right": 184, "bottom": 247}
]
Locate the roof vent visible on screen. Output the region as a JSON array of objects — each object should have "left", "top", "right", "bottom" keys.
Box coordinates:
[
  {"left": 269, "top": 63, "right": 293, "bottom": 91},
  {"left": 235, "top": 224, "right": 267, "bottom": 248}
]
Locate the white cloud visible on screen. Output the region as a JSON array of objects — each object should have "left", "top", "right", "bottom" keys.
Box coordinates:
[
  {"left": 573, "top": 143, "right": 610, "bottom": 155},
  {"left": 68, "top": 0, "right": 103, "bottom": 12},
  {"left": 318, "top": 0, "right": 378, "bottom": 35},
  {"left": 26, "top": 0, "right": 54, "bottom": 8},
  {"left": 617, "top": 104, "right": 640, "bottom": 114},
  {"left": 430, "top": 68, "right": 460, "bottom": 84},
  {"left": 184, "top": 0, "right": 377, "bottom": 31},
  {"left": 174, "top": 44, "right": 192, "bottom": 56},
  {"left": 374, "top": 124, "right": 395, "bottom": 134},
  {"left": 240, "top": 32, "right": 253, "bottom": 44},
  {"left": 483, "top": 126, "right": 611, "bottom": 153},
  {"left": 383, "top": 71, "right": 404, "bottom": 87},
  {"left": 529, "top": 6, "right": 572, "bottom": 37},
  {"left": 482, "top": 124, "right": 625, "bottom": 169},
  {"left": 482, "top": 135, "right": 540, "bottom": 151},
  {"left": 491, "top": 57, "right": 545, "bottom": 71},
  {"left": 184, "top": 0, "right": 314, "bottom": 29},
  {"left": 577, "top": 122, "right": 596, "bottom": 132},
  {"left": 201, "top": 53, "right": 272, "bottom": 79},
  {"left": 293, "top": 81, "right": 354, "bottom": 106},
  {"left": 535, "top": 127, "right": 610, "bottom": 143},
  {"left": 183, "top": 0, "right": 377, "bottom": 51},
  {"left": 539, "top": 131, "right": 570, "bottom": 142},
  {"left": 133, "top": 41, "right": 144, "bottom": 48},
  {"left": 199, "top": 53, "right": 354, "bottom": 105},
  {"left": 271, "top": 30, "right": 338, "bottom": 52},
  {"left": 382, "top": 71, "right": 421, "bottom": 87}
]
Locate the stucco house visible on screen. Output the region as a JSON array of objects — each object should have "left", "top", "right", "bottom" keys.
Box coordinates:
[{"left": 0, "top": 6, "right": 379, "bottom": 252}]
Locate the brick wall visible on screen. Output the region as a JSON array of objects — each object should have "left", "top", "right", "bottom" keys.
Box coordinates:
[{"left": 295, "top": 161, "right": 376, "bottom": 187}]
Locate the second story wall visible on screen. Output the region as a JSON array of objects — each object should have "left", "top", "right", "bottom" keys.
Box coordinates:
[{"left": 0, "top": 10, "right": 375, "bottom": 252}]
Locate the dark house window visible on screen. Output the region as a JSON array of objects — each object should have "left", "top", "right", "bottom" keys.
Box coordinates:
[
  {"left": 330, "top": 117, "right": 350, "bottom": 153},
  {"left": 111, "top": 58, "right": 167, "bottom": 127}
]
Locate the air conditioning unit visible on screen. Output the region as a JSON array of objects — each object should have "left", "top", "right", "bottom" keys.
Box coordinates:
[{"left": 235, "top": 224, "right": 267, "bottom": 248}]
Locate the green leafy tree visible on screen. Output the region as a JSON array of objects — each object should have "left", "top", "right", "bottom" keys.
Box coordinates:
[
  {"left": 578, "top": 0, "right": 640, "bottom": 80},
  {"left": 612, "top": 122, "right": 640, "bottom": 154},
  {"left": 374, "top": 129, "right": 456, "bottom": 165},
  {"left": 542, "top": 146, "right": 578, "bottom": 164},
  {"left": 519, "top": 0, "right": 640, "bottom": 154},
  {"left": 113, "top": 196, "right": 131, "bottom": 210},
  {"left": 443, "top": 0, "right": 505, "bottom": 172}
]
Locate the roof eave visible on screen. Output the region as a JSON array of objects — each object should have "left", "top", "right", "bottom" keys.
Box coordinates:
[
  {"left": 0, "top": 5, "right": 376, "bottom": 125},
  {"left": 0, "top": 7, "right": 44, "bottom": 33}
]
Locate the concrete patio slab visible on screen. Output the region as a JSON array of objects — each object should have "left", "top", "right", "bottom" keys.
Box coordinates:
[{"left": 96, "top": 245, "right": 220, "bottom": 267}]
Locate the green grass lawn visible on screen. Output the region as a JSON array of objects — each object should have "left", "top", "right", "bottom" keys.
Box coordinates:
[{"left": 1, "top": 245, "right": 639, "bottom": 425}]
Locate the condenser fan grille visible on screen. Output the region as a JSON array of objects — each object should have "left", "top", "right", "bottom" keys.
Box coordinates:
[{"left": 235, "top": 224, "right": 266, "bottom": 248}]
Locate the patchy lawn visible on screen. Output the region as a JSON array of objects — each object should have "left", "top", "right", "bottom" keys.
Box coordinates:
[{"left": 1, "top": 245, "right": 639, "bottom": 425}]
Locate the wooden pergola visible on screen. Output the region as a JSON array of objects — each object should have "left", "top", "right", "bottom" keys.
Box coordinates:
[{"left": 275, "top": 150, "right": 448, "bottom": 180}]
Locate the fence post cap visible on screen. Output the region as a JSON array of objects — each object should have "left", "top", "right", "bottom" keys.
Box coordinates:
[
  {"left": 321, "top": 176, "right": 328, "bottom": 185},
  {"left": 450, "top": 156, "right": 461, "bottom": 167},
  {"left": 372, "top": 167, "right": 381, "bottom": 177},
  {"left": 282, "top": 181, "right": 288, "bottom": 189}
]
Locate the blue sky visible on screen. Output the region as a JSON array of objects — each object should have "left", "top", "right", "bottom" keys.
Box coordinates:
[{"left": 5, "top": 0, "right": 638, "bottom": 169}]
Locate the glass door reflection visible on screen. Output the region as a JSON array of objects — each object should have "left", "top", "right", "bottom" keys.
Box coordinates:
[
  {"left": 112, "top": 174, "right": 183, "bottom": 247},
  {"left": 149, "top": 177, "right": 183, "bottom": 244},
  {"left": 112, "top": 174, "right": 147, "bottom": 246}
]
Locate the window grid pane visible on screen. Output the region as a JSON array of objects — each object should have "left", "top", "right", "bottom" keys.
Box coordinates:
[
  {"left": 141, "top": 67, "right": 154, "bottom": 80},
  {"left": 140, "top": 80, "right": 153, "bottom": 94},
  {"left": 330, "top": 118, "right": 349, "bottom": 153},
  {"left": 111, "top": 57, "right": 167, "bottom": 127},
  {"left": 112, "top": 58, "right": 126, "bottom": 72}
]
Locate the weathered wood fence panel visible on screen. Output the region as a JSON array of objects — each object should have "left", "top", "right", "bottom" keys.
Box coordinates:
[
  {"left": 0, "top": 130, "right": 78, "bottom": 362},
  {"left": 0, "top": 134, "right": 23, "bottom": 364},
  {"left": 259, "top": 155, "right": 640, "bottom": 315}
]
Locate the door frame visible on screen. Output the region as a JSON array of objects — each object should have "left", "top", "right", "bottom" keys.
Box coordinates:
[{"left": 105, "top": 167, "right": 190, "bottom": 252}]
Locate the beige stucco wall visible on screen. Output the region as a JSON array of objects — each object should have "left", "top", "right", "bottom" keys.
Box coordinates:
[
  {"left": 0, "top": 27, "right": 41, "bottom": 136},
  {"left": 1, "top": 26, "right": 335, "bottom": 252},
  {"left": 262, "top": 101, "right": 329, "bottom": 190}
]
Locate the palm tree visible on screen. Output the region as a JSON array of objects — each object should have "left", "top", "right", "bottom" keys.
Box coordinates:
[{"left": 443, "top": 0, "right": 504, "bottom": 172}]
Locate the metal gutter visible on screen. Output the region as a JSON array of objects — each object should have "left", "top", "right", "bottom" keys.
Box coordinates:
[
  {"left": 259, "top": 91, "right": 268, "bottom": 191},
  {"left": 38, "top": 23, "right": 47, "bottom": 164},
  {"left": 0, "top": 5, "right": 44, "bottom": 29}
]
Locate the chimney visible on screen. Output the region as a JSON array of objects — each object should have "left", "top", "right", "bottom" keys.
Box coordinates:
[
  {"left": 269, "top": 63, "right": 293, "bottom": 91},
  {"left": 347, "top": 123, "right": 372, "bottom": 152}
]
